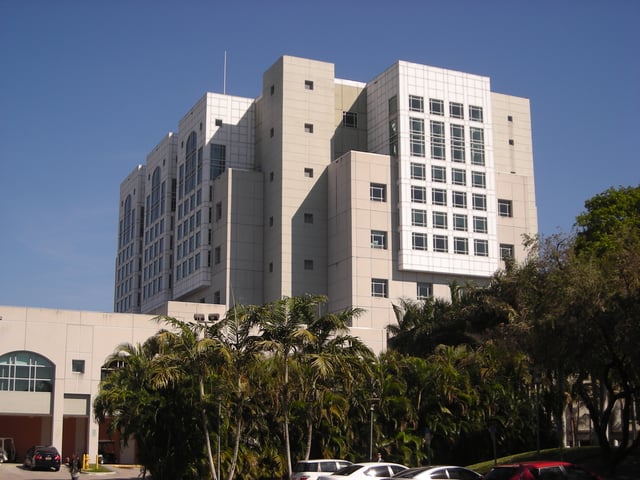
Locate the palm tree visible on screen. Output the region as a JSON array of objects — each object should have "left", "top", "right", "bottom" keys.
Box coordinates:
[{"left": 152, "top": 316, "right": 231, "bottom": 480}]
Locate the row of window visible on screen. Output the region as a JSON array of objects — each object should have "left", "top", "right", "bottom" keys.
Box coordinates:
[
  {"left": 412, "top": 163, "right": 486, "bottom": 188},
  {"left": 411, "top": 189, "right": 488, "bottom": 210},
  {"left": 409, "top": 119, "right": 485, "bottom": 164},
  {"left": 372, "top": 279, "right": 432, "bottom": 300},
  {"left": 408, "top": 95, "right": 484, "bottom": 122}
]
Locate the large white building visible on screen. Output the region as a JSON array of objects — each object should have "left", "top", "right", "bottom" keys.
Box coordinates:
[
  {"left": 115, "top": 55, "right": 538, "bottom": 351},
  {"left": 0, "top": 54, "right": 537, "bottom": 466}
]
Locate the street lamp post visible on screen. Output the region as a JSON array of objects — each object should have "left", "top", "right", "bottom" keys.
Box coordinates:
[
  {"left": 369, "top": 403, "right": 375, "bottom": 461},
  {"left": 533, "top": 370, "right": 542, "bottom": 456}
]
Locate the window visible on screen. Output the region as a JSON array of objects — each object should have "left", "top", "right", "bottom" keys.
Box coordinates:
[
  {"left": 213, "top": 291, "right": 221, "bottom": 304},
  {"left": 432, "top": 188, "right": 447, "bottom": 206},
  {"left": 450, "top": 124, "right": 465, "bottom": 162},
  {"left": 453, "top": 213, "right": 468, "bottom": 231},
  {"left": 305, "top": 80, "right": 314, "bottom": 90},
  {"left": 454, "top": 237, "right": 469, "bottom": 255},
  {"left": 270, "top": 85, "right": 275, "bottom": 95},
  {"left": 304, "top": 123, "right": 314, "bottom": 133},
  {"left": 474, "top": 239, "right": 489, "bottom": 257},
  {"left": 269, "top": 216, "right": 273, "bottom": 227},
  {"left": 433, "top": 211, "right": 447, "bottom": 229},
  {"left": 452, "top": 191, "right": 467, "bottom": 208},
  {"left": 389, "top": 119, "right": 398, "bottom": 157},
  {"left": 215, "top": 118, "right": 223, "bottom": 127},
  {"left": 412, "top": 209, "right": 427, "bottom": 226},
  {"left": 0, "top": 351, "right": 54, "bottom": 392},
  {"left": 410, "top": 117, "right": 425, "bottom": 157},
  {"left": 472, "top": 171, "right": 486, "bottom": 188},
  {"left": 269, "top": 171, "right": 274, "bottom": 182},
  {"left": 500, "top": 243, "right": 514, "bottom": 260},
  {"left": 430, "top": 121, "right": 445, "bottom": 159},
  {"left": 370, "top": 183, "right": 387, "bottom": 202},
  {"left": 450, "top": 102, "right": 464, "bottom": 119},
  {"left": 371, "top": 230, "right": 387, "bottom": 249},
  {"left": 72, "top": 359, "right": 85, "bottom": 374},
  {"left": 472, "top": 193, "right": 487, "bottom": 211},
  {"left": 270, "top": 128, "right": 274, "bottom": 138},
  {"left": 473, "top": 216, "right": 488, "bottom": 233},
  {"left": 388, "top": 95, "right": 397, "bottom": 115},
  {"left": 304, "top": 168, "right": 314, "bottom": 178},
  {"left": 269, "top": 262, "right": 273, "bottom": 272},
  {"left": 469, "top": 105, "right": 483, "bottom": 122},
  {"left": 498, "top": 199, "right": 513, "bottom": 217},
  {"left": 508, "top": 115, "right": 513, "bottom": 122},
  {"left": 409, "top": 95, "right": 424, "bottom": 112},
  {"left": 411, "top": 163, "right": 426, "bottom": 180},
  {"left": 211, "top": 144, "right": 226, "bottom": 179},
  {"left": 509, "top": 139, "right": 515, "bottom": 145},
  {"left": 215, "top": 202, "right": 222, "bottom": 221},
  {"left": 470, "top": 127, "right": 485, "bottom": 165},
  {"left": 343, "top": 111, "right": 358, "bottom": 128},
  {"left": 412, "top": 232, "right": 427, "bottom": 250},
  {"left": 304, "top": 259, "right": 314, "bottom": 270},
  {"left": 433, "top": 235, "right": 448, "bottom": 252},
  {"left": 452, "top": 168, "right": 466, "bottom": 186},
  {"left": 429, "top": 98, "right": 444, "bottom": 115},
  {"left": 304, "top": 213, "right": 314, "bottom": 224},
  {"left": 371, "top": 278, "right": 388, "bottom": 298},
  {"left": 411, "top": 186, "right": 426, "bottom": 203},
  {"left": 214, "top": 246, "right": 221, "bottom": 264},
  {"left": 417, "top": 282, "right": 432, "bottom": 300},
  {"left": 431, "top": 165, "right": 446, "bottom": 183}
]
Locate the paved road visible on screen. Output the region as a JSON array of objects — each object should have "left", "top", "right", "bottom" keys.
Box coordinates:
[{"left": 0, "top": 464, "right": 147, "bottom": 480}]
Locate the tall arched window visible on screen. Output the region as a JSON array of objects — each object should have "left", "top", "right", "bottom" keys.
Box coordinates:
[
  {"left": 150, "top": 167, "right": 161, "bottom": 222},
  {"left": 120, "top": 195, "right": 133, "bottom": 247},
  {"left": 0, "top": 351, "right": 54, "bottom": 392},
  {"left": 185, "top": 132, "right": 197, "bottom": 194}
]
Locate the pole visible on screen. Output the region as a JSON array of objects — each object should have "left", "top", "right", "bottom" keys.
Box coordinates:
[
  {"left": 217, "top": 400, "right": 221, "bottom": 480},
  {"left": 369, "top": 404, "right": 374, "bottom": 461}
]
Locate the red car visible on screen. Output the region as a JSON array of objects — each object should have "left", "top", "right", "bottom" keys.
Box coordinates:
[{"left": 482, "top": 461, "right": 603, "bottom": 480}]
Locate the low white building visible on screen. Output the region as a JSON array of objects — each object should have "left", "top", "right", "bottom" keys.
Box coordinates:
[{"left": 0, "top": 302, "right": 226, "bottom": 464}]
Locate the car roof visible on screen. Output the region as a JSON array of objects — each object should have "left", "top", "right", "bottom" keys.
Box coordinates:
[{"left": 298, "top": 459, "right": 351, "bottom": 463}]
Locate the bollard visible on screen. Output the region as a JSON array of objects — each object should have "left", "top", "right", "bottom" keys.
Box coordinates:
[{"left": 83, "top": 453, "right": 89, "bottom": 470}]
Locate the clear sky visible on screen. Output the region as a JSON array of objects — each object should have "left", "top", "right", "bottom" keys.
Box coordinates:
[{"left": 0, "top": 0, "right": 638, "bottom": 312}]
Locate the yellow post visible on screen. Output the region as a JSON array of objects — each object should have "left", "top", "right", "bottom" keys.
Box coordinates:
[{"left": 82, "top": 453, "right": 89, "bottom": 470}]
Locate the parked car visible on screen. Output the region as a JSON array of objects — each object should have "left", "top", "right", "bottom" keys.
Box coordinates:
[
  {"left": 483, "top": 461, "right": 603, "bottom": 480},
  {"left": 23, "top": 445, "right": 61, "bottom": 471},
  {"left": 382, "top": 465, "right": 482, "bottom": 480},
  {"left": 318, "top": 462, "right": 408, "bottom": 480},
  {"left": 292, "top": 459, "right": 353, "bottom": 480}
]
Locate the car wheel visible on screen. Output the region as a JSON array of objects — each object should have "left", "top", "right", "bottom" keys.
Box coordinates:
[{"left": 55, "top": 466, "right": 60, "bottom": 471}]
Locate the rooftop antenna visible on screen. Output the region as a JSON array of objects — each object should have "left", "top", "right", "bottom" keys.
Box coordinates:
[{"left": 223, "top": 50, "right": 227, "bottom": 94}]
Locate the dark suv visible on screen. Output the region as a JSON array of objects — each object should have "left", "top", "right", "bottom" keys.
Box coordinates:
[
  {"left": 483, "top": 461, "right": 602, "bottom": 480},
  {"left": 23, "top": 445, "right": 61, "bottom": 471}
]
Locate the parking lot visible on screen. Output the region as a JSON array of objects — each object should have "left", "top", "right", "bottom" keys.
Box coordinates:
[{"left": 0, "top": 464, "right": 146, "bottom": 480}]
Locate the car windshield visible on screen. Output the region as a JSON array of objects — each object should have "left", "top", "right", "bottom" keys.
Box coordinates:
[
  {"left": 294, "top": 462, "right": 316, "bottom": 472},
  {"left": 333, "top": 465, "right": 364, "bottom": 476}
]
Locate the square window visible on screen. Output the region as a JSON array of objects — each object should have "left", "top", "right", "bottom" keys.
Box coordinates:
[
  {"left": 409, "top": 95, "right": 424, "bottom": 113},
  {"left": 433, "top": 234, "right": 448, "bottom": 253},
  {"left": 371, "top": 278, "right": 388, "bottom": 298},
  {"left": 508, "top": 115, "right": 513, "bottom": 122},
  {"left": 304, "top": 168, "right": 314, "bottom": 178},
  {"left": 430, "top": 98, "right": 444, "bottom": 115},
  {"left": 412, "top": 209, "right": 427, "bottom": 227},
  {"left": 453, "top": 213, "right": 468, "bottom": 231},
  {"left": 452, "top": 191, "right": 467, "bottom": 208},
  {"left": 509, "top": 139, "right": 515, "bottom": 145},
  {"left": 498, "top": 199, "right": 513, "bottom": 217},
  {"left": 432, "top": 211, "right": 447, "bottom": 229},
  {"left": 432, "top": 188, "right": 447, "bottom": 206},
  {"left": 500, "top": 243, "right": 515, "bottom": 260},
  {"left": 431, "top": 165, "right": 446, "bottom": 183},
  {"left": 454, "top": 237, "right": 469, "bottom": 255},
  {"left": 305, "top": 80, "right": 314, "bottom": 90},
  {"left": 304, "top": 259, "right": 314, "bottom": 270},
  {"left": 412, "top": 163, "right": 426, "bottom": 180},
  {"left": 417, "top": 282, "right": 432, "bottom": 300},
  {"left": 72, "top": 359, "right": 85, "bottom": 374},
  {"left": 304, "top": 123, "right": 314, "bottom": 133},
  {"left": 343, "top": 111, "right": 358, "bottom": 128},
  {"left": 411, "top": 185, "right": 426, "bottom": 203},
  {"left": 304, "top": 213, "right": 314, "bottom": 224},
  {"left": 474, "top": 239, "right": 489, "bottom": 257},
  {"left": 371, "top": 230, "right": 387, "bottom": 249},
  {"left": 472, "top": 193, "right": 487, "bottom": 211},
  {"left": 473, "top": 216, "right": 488, "bottom": 233},
  {"left": 370, "top": 183, "right": 387, "bottom": 202},
  {"left": 412, "top": 232, "right": 427, "bottom": 250},
  {"left": 452, "top": 168, "right": 466, "bottom": 186},
  {"left": 215, "top": 119, "right": 223, "bottom": 127},
  {"left": 472, "top": 171, "right": 486, "bottom": 188},
  {"left": 469, "top": 105, "right": 483, "bottom": 122},
  {"left": 450, "top": 102, "right": 464, "bottom": 119}
]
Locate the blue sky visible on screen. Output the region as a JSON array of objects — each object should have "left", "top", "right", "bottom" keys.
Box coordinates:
[{"left": 1, "top": 0, "right": 638, "bottom": 312}]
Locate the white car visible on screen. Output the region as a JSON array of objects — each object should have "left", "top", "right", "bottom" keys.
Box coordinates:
[
  {"left": 292, "top": 459, "right": 353, "bottom": 480},
  {"left": 318, "top": 462, "right": 408, "bottom": 480},
  {"left": 382, "top": 466, "right": 481, "bottom": 480}
]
